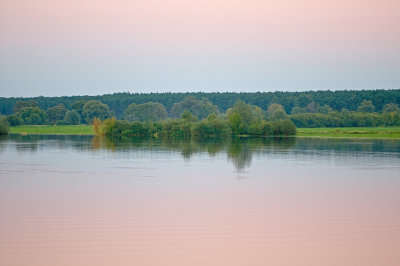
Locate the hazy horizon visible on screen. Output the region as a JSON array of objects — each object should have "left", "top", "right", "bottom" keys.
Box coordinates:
[{"left": 1, "top": 0, "right": 399, "bottom": 97}]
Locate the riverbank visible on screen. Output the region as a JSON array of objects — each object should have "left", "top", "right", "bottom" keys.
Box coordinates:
[
  {"left": 296, "top": 127, "right": 400, "bottom": 138},
  {"left": 9, "top": 125, "right": 400, "bottom": 138}
]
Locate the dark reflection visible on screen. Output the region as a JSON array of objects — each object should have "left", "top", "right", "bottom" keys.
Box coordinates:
[
  {"left": 1, "top": 134, "right": 399, "bottom": 170},
  {"left": 0, "top": 135, "right": 7, "bottom": 154}
]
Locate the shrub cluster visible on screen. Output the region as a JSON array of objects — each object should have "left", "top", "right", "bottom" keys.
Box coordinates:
[
  {"left": 0, "top": 115, "right": 9, "bottom": 135},
  {"left": 97, "top": 115, "right": 296, "bottom": 138}
]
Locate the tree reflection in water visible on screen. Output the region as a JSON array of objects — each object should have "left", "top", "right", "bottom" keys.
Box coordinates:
[{"left": 2, "top": 134, "right": 398, "bottom": 170}]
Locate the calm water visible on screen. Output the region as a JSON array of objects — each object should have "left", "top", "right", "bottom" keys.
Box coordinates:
[{"left": 1, "top": 135, "right": 400, "bottom": 266}]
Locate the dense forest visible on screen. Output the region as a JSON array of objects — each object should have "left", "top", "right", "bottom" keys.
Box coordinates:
[
  {"left": 1, "top": 90, "right": 399, "bottom": 118},
  {"left": 1, "top": 90, "right": 399, "bottom": 135}
]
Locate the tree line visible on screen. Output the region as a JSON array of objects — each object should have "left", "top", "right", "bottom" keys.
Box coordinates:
[
  {"left": 0, "top": 90, "right": 399, "bottom": 137},
  {"left": 1, "top": 90, "right": 399, "bottom": 118}
]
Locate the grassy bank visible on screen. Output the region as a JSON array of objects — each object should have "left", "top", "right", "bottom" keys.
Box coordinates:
[
  {"left": 9, "top": 125, "right": 400, "bottom": 138},
  {"left": 297, "top": 127, "right": 400, "bottom": 138},
  {"left": 10, "top": 125, "right": 94, "bottom": 135}
]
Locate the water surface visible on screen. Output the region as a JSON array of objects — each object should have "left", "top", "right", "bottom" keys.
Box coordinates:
[{"left": 1, "top": 135, "right": 400, "bottom": 266}]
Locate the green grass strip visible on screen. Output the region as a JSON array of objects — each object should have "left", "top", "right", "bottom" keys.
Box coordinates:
[
  {"left": 296, "top": 127, "right": 400, "bottom": 138},
  {"left": 10, "top": 125, "right": 94, "bottom": 135}
]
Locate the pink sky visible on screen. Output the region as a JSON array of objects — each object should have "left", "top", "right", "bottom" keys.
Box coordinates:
[{"left": 1, "top": 0, "right": 399, "bottom": 96}]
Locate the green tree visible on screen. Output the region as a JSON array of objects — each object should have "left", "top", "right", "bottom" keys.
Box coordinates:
[
  {"left": 357, "top": 100, "right": 375, "bottom": 113},
  {"left": 64, "top": 110, "right": 81, "bottom": 125},
  {"left": 226, "top": 100, "right": 264, "bottom": 134},
  {"left": 17, "top": 107, "right": 49, "bottom": 125},
  {"left": 82, "top": 100, "right": 111, "bottom": 124},
  {"left": 170, "top": 96, "right": 219, "bottom": 120},
  {"left": 291, "top": 106, "right": 307, "bottom": 114},
  {"left": 13, "top": 100, "right": 38, "bottom": 113},
  {"left": 6, "top": 115, "right": 23, "bottom": 126},
  {"left": 124, "top": 102, "right": 168, "bottom": 122},
  {"left": 382, "top": 103, "right": 399, "bottom": 113},
  {"left": 46, "top": 104, "right": 67, "bottom": 124},
  {"left": 267, "top": 103, "right": 288, "bottom": 121},
  {"left": 306, "top": 102, "right": 317, "bottom": 113},
  {"left": 181, "top": 110, "right": 197, "bottom": 123},
  {"left": 0, "top": 115, "right": 9, "bottom": 135},
  {"left": 296, "top": 94, "right": 313, "bottom": 108},
  {"left": 71, "top": 100, "right": 87, "bottom": 123},
  {"left": 316, "top": 104, "right": 333, "bottom": 114}
]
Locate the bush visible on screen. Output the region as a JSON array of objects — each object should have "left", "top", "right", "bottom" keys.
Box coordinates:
[
  {"left": 192, "top": 116, "right": 231, "bottom": 138},
  {"left": 271, "top": 120, "right": 296, "bottom": 136},
  {"left": 55, "top": 120, "right": 67, "bottom": 125},
  {"left": 0, "top": 116, "right": 9, "bottom": 135},
  {"left": 6, "top": 115, "right": 23, "bottom": 126}
]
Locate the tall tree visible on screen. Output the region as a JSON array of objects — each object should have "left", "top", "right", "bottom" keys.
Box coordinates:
[
  {"left": 267, "top": 103, "right": 288, "bottom": 121},
  {"left": 82, "top": 100, "right": 111, "bottom": 124},
  {"left": 226, "top": 100, "right": 263, "bottom": 134},
  {"left": 124, "top": 102, "right": 168, "bottom": 122},
  {"left": 170, "top": 96, "right": 219, "bottom": 120},
  {"left": 357, "top": 100, "right": 375, "bottom": 113},
  {"left": 382, "top": 103, "right": 399, "bottom": 113},
  {"left": 64, "top": 110, "right": 81, "bottom": 125},
  {"left": 47, "top": 104, "right": 67, "bottom": 124}
]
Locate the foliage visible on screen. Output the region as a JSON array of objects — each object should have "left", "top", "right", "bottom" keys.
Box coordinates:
[
  {"left": 382, "top": 103, "right": 399, "bottom": 113},
  {"left": 17, "top": 107, "right": 49, "bottom": 125},
  {"left": 317, "top": 104, "right": 334, "bottom": 114},
  {"left": 267, "top": 103, "right": 288, "bottom": 121},
  {"left": 382, "top": 112, "right": 400, "bottom": 126},
  {"left": 170, "top": 96, "right": 220, "bottom": 120},
  {"left": 64, "top": 110, "right": 81, "bottom": 125},
  {"left": 124, "top": 102, "right": 167, "bottom": 122},
  {"left": 357, "top": 100, "right": 375, "bottom": 113},
  {"left": 2, "top": 90, "right": 400, "bottom": 130},
  {"left": 191, "top": 115, "right": 231, "bottom": 138},
  {"left": 47, "top": 104, "right": 67, "bottom": 124},
  {"left": 92, "top": 117, "right": 103, "bottom": 136},
  {"left": 6, "top": 115, "right": 23, "bottom": 126},
  {"left": 71, "top": 100, "right": 87, "bottom": 123},
  {"left": 181, "top": 110, "right": 198, "bottom": 123},
  {"left": 100, "top": 117, "right": 117, "bottom": 136},
  {"left": 1, "top": 90, "right": 400, "bottom": 119},
  {"left": 290, "top": 111, "right": 399, "bottom": 128},
  {"left": 82, "top": 100, "right": 111, "bottom": 124},
  {"left": 0, "top": 115, "right": 9, "bottom": 135},
  {"left": 271, "top": 120, "right": 297, "bottom": 136},
  {"left": 226, "top": 100, "right": 264, "bottom": 135},
  {"left": 13, "top": 100, "right": 38, "bottom": 113},
  {"left": 55, "top": 120, "right": 67, "bottom": 125}
]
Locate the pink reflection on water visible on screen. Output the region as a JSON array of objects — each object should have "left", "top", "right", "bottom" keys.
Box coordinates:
[{"left": 1, "top": 170, "right": 400, "bottom": 266}]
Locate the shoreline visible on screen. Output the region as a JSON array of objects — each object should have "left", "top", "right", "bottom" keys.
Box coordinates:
[{"left": 8, "top": 125, "right": 400, "bottom": 139}]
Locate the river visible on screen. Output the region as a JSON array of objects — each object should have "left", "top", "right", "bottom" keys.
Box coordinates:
[{"left": 1, "top": 135, "right": 400, "bottom": 265}]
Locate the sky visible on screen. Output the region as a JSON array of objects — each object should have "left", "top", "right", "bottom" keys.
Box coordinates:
[{"left": 0, "top": 0, "right": 399, "bottom": 97}]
